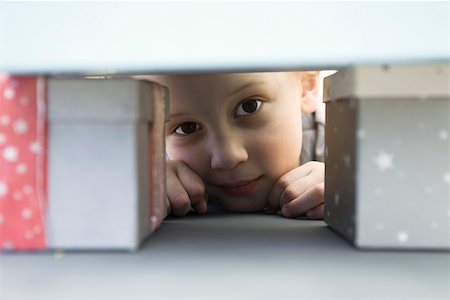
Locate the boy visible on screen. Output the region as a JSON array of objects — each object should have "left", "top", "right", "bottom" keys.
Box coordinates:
[{"left": 139, "top": 72, "right": 324, "bottom": 219}]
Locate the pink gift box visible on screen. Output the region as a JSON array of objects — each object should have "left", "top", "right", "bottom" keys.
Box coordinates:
[{"left": 0, "top": 75, "right": 168, "bottom": 251}]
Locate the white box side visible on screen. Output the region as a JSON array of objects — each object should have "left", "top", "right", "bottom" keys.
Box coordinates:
[
  {"left": 47, "top": 123, "right": 140, "bottom": 249},
  {"left": 48, "top": 79, "right": 153, "bottom": 121},
  {"left": 324, "top": 63, "right": 449, "bottom": 102},
  {"left": 356, "top": 98, "right": 449, "bottom": 249}
]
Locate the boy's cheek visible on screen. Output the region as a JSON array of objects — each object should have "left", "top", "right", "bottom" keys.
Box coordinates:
[{"left": 166, "top": 151, "right": 209, "bottom": 180}]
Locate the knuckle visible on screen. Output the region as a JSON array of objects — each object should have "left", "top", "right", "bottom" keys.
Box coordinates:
[
  {"left": 278, "top": 177, "right": 292, "bottom": 191},
  {"left": 309, "top": 161, "right": 325, "bottom": 175},
  {"left": 166, "top": 160, "right": 179, "bottom": 170},
  {"left": 311, "top": 183, "right": 325, "bottom": 200},
  {"left": 305, "top": 160, "right": 320, "bottom": 168},
  {"left": 168, "top": 160, "right": 187, "bottom": 173},
  {"left": 189, "top": 182, "right": 205, "bottom": 198},
  {"left": 283, "top": 185, "right": 299, "bottom": 201},
  {"left": 170, "top": 194, "right": 191, "bottom": 215},
  {"left": 304, "top": 161, "right": 314, "bottom": 168},
  {"left": 168, "top": 189, "right": 186, "bottom": 202}
]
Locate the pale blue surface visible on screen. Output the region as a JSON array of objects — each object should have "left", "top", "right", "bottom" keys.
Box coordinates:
[
  {"left": 1, "top": 214, "right": 449, "bottom": 300},
  {"left": 0, "top": 1, "right": 449, "bottom": 74}
]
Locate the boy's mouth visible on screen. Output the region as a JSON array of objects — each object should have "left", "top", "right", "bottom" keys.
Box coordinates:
[{"left": 215, "top": 176, "right": 262, "bottom": 196}]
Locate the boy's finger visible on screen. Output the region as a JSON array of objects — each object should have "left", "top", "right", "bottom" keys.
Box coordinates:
[
  {"left": 175, "top": 162, "right": 206, "bottom": 207},
  {"left": 193, "top": 193, "right": 209, "bottom": 214},
  {"left": 166, "top": 197, "right": 171, "bottom": 216},
  {"left": 167, "top": 172, "right": 192, "bottom": 216},
  {"left": 193, "top": 199, "right": 207, "bottom": 214},
  {"left": 267, "top": 166, "right": 314, "bottom": 212},
  {"left": 279, "top": 176, "right": 315, "bottom": 208},
  {"left": 281, "top": 183, "right": 324, "bottom": 218},
  {"left": 306, "top": 204, "right": 324, "bottom": 220}
]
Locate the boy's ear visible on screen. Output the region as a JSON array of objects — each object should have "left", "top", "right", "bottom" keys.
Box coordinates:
[{"left": 300, "top": 74, "right": 319, "bottom": 114}]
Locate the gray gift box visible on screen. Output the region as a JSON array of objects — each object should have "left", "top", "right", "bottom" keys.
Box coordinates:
[
  {"left": 47, "top": 78, "right": 168, "bottom": 250},
  {"left": 323, "top": 63, "right": 449, "bottom": 249}
]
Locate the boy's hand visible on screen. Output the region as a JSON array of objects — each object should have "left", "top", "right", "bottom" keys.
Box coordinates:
[
  {"left": 267, "top": 161, "right": 325, "bottom": 219},
  {"left": 166, "top": 160, "right": 208, "bottom": 216}
]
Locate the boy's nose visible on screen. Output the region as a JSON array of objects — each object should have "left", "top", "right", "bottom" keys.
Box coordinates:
[{"left": 209, "top": 134, "right": 248, "bottom": 170}]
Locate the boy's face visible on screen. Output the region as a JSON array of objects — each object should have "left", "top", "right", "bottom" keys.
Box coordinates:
[{"left": 161, "top": 72, "right": 307, "bottom": 212}]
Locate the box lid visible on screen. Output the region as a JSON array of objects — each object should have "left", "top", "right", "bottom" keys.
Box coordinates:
[
  {"left": 48, "top": 78, "right": 169, "bottom": 121},
  {"left": 323, "top": 63, "right": 449, "bottom": 102}
]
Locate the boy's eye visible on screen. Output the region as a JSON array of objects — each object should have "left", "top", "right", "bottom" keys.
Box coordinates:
[
  {"left": 235, "top": 99, "right": 263, "bottom": 116},
  {"left": 174, "top": 122, "right": 201, "bottom": 135}
]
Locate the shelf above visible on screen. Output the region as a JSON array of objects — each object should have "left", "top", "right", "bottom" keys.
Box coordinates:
[{"left": 1, "top": 2, "right": 449, "bottom": 74}]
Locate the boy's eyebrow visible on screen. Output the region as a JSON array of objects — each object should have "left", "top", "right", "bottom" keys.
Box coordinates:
[
  {"left": 169, "top": 112, "right": 188, "bottom": 119},
  {"left": 227, "top": 80, "right": 266, "bottom": 98}
]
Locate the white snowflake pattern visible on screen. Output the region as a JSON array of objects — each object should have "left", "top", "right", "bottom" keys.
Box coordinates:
[
  {"left": 13, "top": 191, "right": 23, "bottom": 201},
  {"left": 397, "top": 231, "right": 409, "bottom": 243},
  {"left": 3, "top": 241, "right": 14, "bottom": 250},
  {"left": 33, "top": 225, "right": 41, "bottom": 234},
  {"left": 0, "top": 115, "right": 10, "bottom": 126},
  {"left": 357, "top": 129, "right": 366, "bottom": 139},
  {"left": 22, "top": 208, "right": 32, "bottom": 219},
  {"left": 13, "top": 119, "right": 28, "bottom": 134},
  {"left": 29, "top": 142, "right": 42, "bottom": 154},
  {"left": 438, "top": 130, "right": 448, "bottom": 141},
  {"left": 0, "top": 181, "right": 8, "bottom": 197},
  {"left": 25, "top": 231, "right": 34, "bottom": 240},
  {"left": 334, "top": 192, "right": 340, "bottom": 206},
  {"left": 0, "top": 133, "right": 6, "bottom": 145},
  {"left": 15, "top": 163, "right": 27, "bottom": 175},
  {"left": 3, "top": 146, "right": 18, "bottom": 162},
  {"left": 342, "top": 154, "right": 351, "bottom": 168},
  {"left": 23, "top": 185, "right": 33, "bottom": 195},
  {"left": 3, "top": 86, "right": 15, "bottom": 100},
  {"left": 375, "top": 222, "right": 384, "bottom": 231},
  {"left": 444, "top": 172, "right": 450, "bottom": 185},
  {"left": 374, "top": 151, "right": 394, "bottom": 171},
  {"left": 430, "top": 221, "right": 439, "bottom": 230}
]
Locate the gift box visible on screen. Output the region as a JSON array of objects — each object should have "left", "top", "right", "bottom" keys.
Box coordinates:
[
  {"left": 0, "top": 76, "right": 169, "bottom": 251},
  {"left": 323, "top": 63, "right": 449, "bottom": 249}
]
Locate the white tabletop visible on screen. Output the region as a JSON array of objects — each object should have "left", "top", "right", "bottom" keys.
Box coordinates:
[
  {"left": 0, "top": 1, "right": 449, "bottom": 74},
  {"left": 1, "top": 213, "right": 449, "bottom": 300}
]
